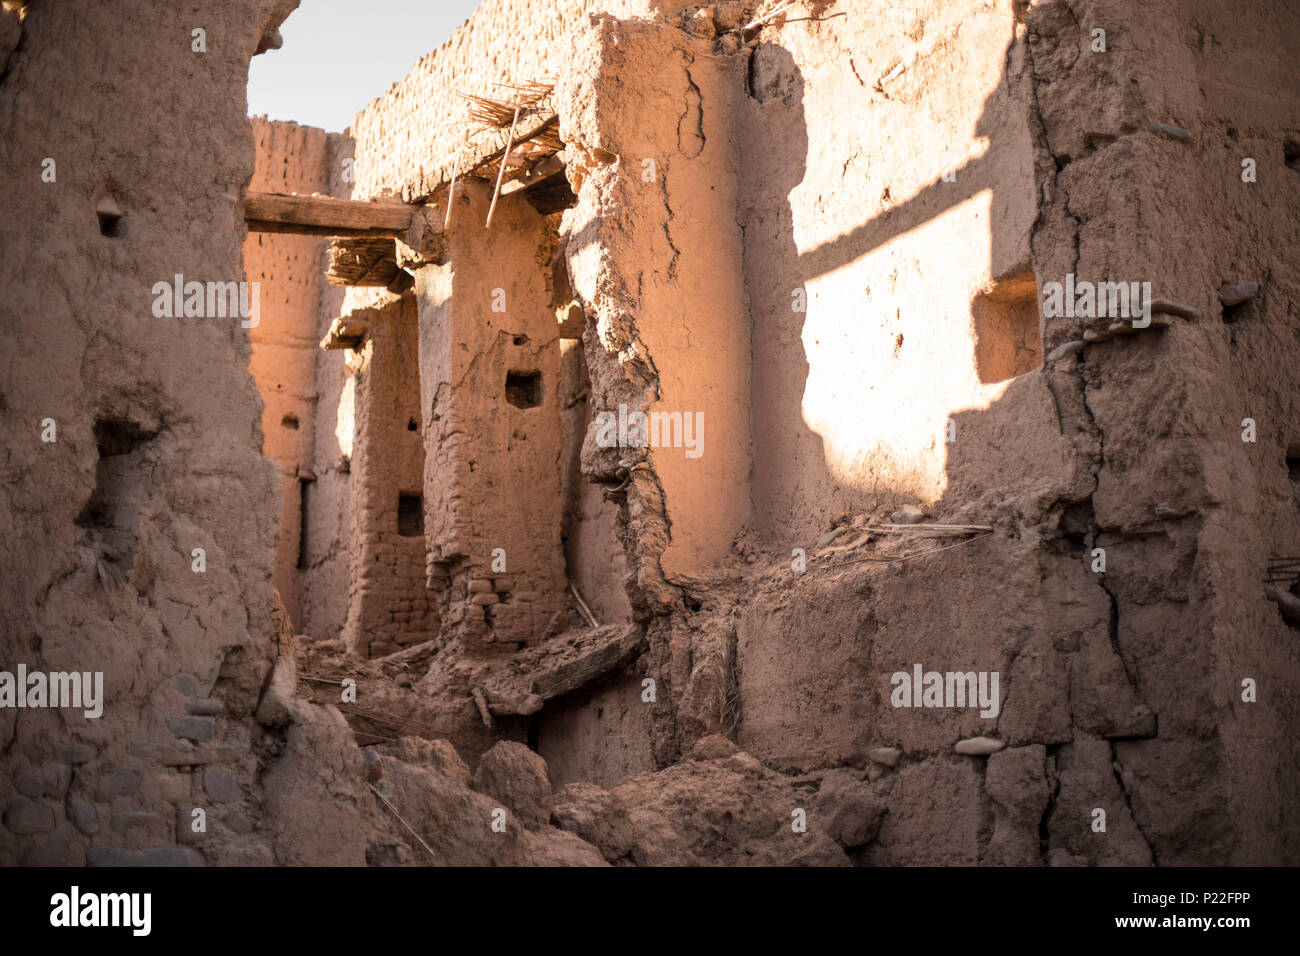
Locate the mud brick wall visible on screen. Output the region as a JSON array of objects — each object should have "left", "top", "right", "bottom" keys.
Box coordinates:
[
  {"left": 415, "top": 183, "right": 569, "bottom": 649},
  {"left": 345, "top": 0, "right": 654, "bottom": 204},
  {"left": 244, "top": 117, "right": 335, "bottom": 630},
  {"left": 546, "top": 0, "right": 1300, "bottom": 864},
  {"left": 341, "top": 294, "right": 438, "bottom": 658},
  {"left": 0, "top": 0, "right": 298, "bottom": 866}
]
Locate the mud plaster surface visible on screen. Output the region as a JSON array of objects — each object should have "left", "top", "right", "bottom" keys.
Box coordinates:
[{"left": 1, "top": 0, "right": 1297, "bottom": 867}]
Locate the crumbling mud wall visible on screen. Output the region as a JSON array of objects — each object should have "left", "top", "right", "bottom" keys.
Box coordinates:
[
  {"left": 345, "top": 0, "right": 647, "bottom": 203},
  {"left": 1013, "top": 0, "right": 1300, "bottom": 864},
  {"left": 3, "top": 0, "right": 1297, "bottom": 869},
  {"left": 0, "top": 0, "right": 421, "bottom": 869},
  {"left": 0, "top": 0, "right": 304, "bottom": 865},
  {"left": 340, "top": 0, "right": 660, "bottom": 644},
  {"left": 414, "top": 185, "right": 569, "bottom": 650},
  {"left": 341, "top": 293, "right": 439, "bottom": 658},
  {"left": 560, "top": 13, "right": 754, "bottom": 598},
  {"left": 543, "top": 0, "right": 1300, "bottom": 864}
]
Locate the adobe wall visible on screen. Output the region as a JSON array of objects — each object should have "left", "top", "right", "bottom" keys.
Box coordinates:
[
  {"left": 295, "top": 133, "right": 360, "bottom": 645},
  {"left": 414, "top": 184, "right": 569, "bottom": 649},
  {"left": 740, "top": 0, "right": 1045, "bottom": 542},
  {"left": 559, "top": 339, "right": 634, "bottom": 625},
  {"left": 245, "top": 117, "right": 334, "bottom": 630},
  {"left": 536, "top": 671, "right": 655, "bottom": 788},
  {"left": 560, "top": 15, "right": 753, "bottom": 599},
  {"left": 0, "top": 0, "right": 419, "bottom": 870},
  {"left": 340, "top": 293, "right": 439, "bottom": 658},
  {"left": 345, "top": 0, "right": 654, "bottom": 203},
  {"left": 244, "top": 121, "right": 359, "bottom": 648},
  {"left": 0, "top": 0, "right": 300, "bottom": 865},
  {"left": 4, "top": 0, "right": 1295, "bottom": 869},
  {"left": 547, "top": 0, "right": 1300, "bottom": 864},
  {"left": 332, "top": 1, "right": 681, "bottom": 651},
  {"left": 1036, "top": 0, "right": 1300, "bottom": 864}
]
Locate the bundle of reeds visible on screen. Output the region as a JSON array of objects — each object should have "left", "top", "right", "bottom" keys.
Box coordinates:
[
  {"left": 459, "top": 80, "right": 554, "bottom": 128},
  {"left": 327, "top": 237, "right": 398, "bottom": 287}
]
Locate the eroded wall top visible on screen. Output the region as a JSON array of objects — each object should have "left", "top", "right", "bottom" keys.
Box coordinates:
[{"left": 347, "top": 0, "right": 663, "bottom": 199}]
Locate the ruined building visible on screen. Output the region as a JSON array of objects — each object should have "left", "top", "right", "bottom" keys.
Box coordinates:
[{"left": 1, "top": 0, "right": 1298, "bottom": 866}]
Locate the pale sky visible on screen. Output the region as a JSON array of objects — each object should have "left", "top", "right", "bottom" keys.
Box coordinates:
[{"left": 247, "top": 0, "right": 482, "bottom": 133}]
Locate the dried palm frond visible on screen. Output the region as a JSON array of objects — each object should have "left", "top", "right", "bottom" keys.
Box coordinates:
[
  {"left": 461, "top": 93, "right": 520, "bottom": 129},
  {"left": 459, "top": 77, "right": 554, "bottom": 126}
]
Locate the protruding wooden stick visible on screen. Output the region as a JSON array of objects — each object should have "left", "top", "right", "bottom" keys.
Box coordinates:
[
  {"left": 742, "top": 0, "right": 798, "bottom": 33},
  {"left": 569, "top": 580, "right": 599, "bottom": 628},
  {"left": 368, "top": 783, "right": 437, "bottom": 859},
  {"left": 871, "top": 523, "right": 994, "bottom": 533},
  {"left": 444, "top": 152, "right": 459, "bottom": 230},
  {"left": 485, "top": 105, "right": 521, "bottom": 228},
  {"left": 471, "top": 686, "right": 493, "bottom": 728},
  {"left": 1266, "top": 586, "right": 1300, "bottom": 624},
  {"left": 820, "top": 530, "right": 994, "bottom": 570}
]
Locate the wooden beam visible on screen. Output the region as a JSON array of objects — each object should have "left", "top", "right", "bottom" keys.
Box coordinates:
[
  {"left": 244, "top": 191, "right": 413, "bottom": 238},
  {"left": 500, "top": 153, "right": 567, "bottom": 196}
]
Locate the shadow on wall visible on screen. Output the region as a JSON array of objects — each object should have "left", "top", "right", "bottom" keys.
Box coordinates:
[
  {"left": 745, "top": 24, "right": 1042, "bottom": 540},
  {"left": 729, "top": 4, "right": 1300, "bottom": 864}
]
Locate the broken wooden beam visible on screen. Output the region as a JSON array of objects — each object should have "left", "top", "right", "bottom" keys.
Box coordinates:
[
  {"left": 480, "top": 625, "right": 646, "bottom": 717},
  {"left": 243, "top": 190, "right": 413, "bottom": 238},
  {"left": 529, "top": 625, "right": 644, "bottom": 700}
]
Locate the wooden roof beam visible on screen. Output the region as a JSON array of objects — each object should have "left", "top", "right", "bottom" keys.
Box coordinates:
[{"left": 244, "top": 190, "right": 413, "bottom": 238}]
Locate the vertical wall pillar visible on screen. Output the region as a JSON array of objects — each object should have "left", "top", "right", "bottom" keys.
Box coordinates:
[
  {"left": 341, "top": 295, "right": 439, "bottom": 657},
  {"left": 244, "top": 118, "right": 334, "bottom": 629},
  {"left": 415, "top": 182, "right": 568, "bottom": 650},
  {"left": 557, "top": 16, "right": 752, "bottom": 606}
]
